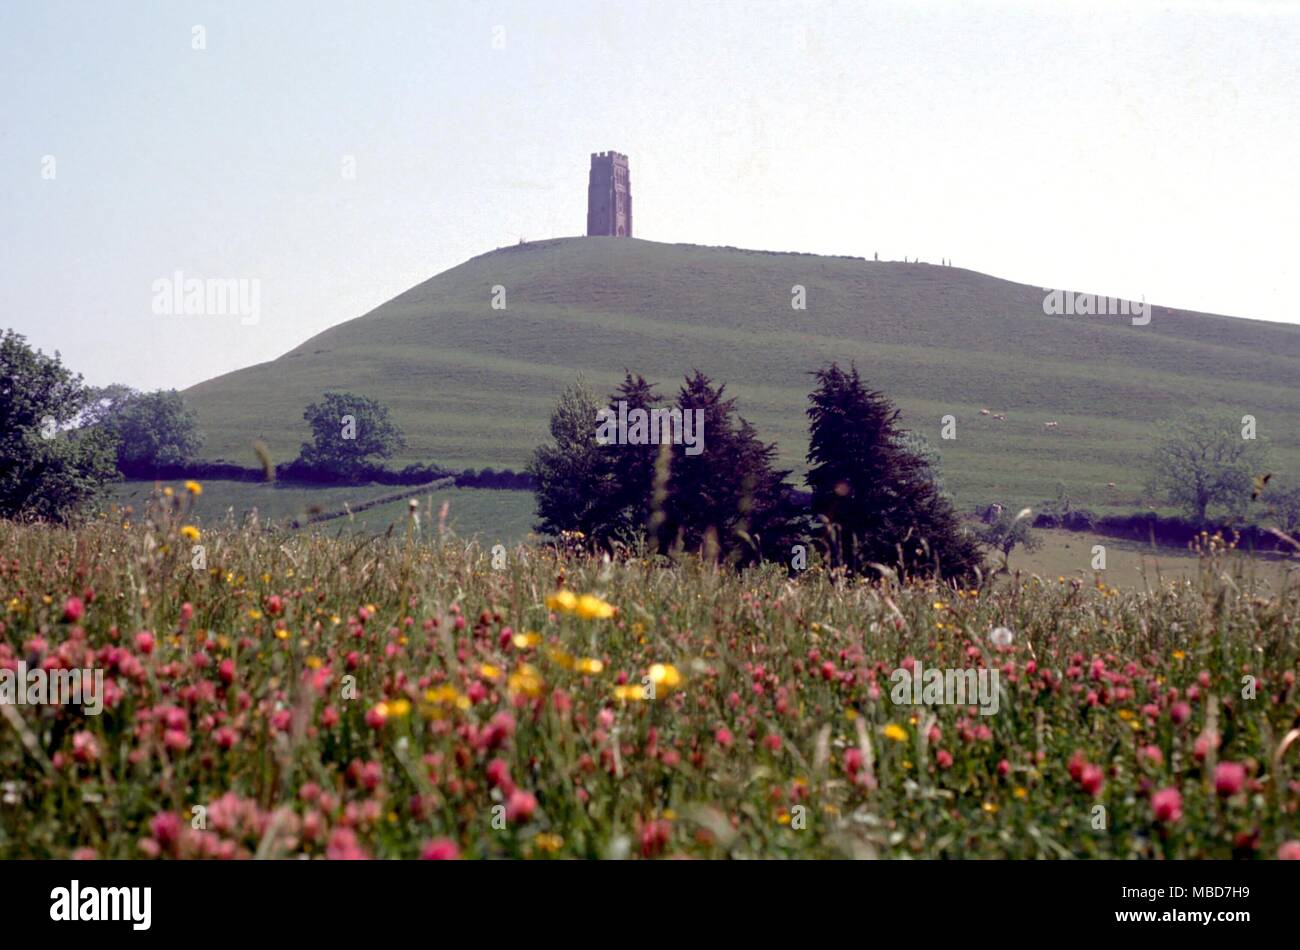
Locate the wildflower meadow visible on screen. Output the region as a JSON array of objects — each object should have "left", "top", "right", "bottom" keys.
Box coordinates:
[{"left": 1, "top": 486, "right": 1297, "bottom": 860}]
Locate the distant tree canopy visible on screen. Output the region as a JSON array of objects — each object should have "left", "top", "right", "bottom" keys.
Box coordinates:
[
  {"left": 296, "top": 392, "right": 407, "bottom": 479},
  {"left": 95, "top": 388, "right": 204, "bottom": 476},
  {"left": 0, "top": 329, "right": 117, "bottom": 521},
  {"left": 529, "top": 371, "right": 803, "bottom": 565},
  {"left": 805, "top": 363, "right": 983, "bottom": 581},
  {"left": 1146, "top": 413, "right": 1267, "bottom": 523}
]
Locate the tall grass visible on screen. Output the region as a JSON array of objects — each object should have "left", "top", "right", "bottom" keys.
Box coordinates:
[{"left": 0, "top": 490, "right": 1297, "bottom": 859}]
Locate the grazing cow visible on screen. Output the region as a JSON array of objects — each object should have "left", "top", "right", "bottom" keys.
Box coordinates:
[
  {"left": 979, "top": 409, "right": 991, "bottom": 416},
  {"left": 1106, "top": 482, "right": 1116, "bottom": 489},
  {"left": 981, "top": 503, "right": 1005, "bottom": 524},
  {"left": 993, "top": 413, "right": 1007, "bottom": 421},
  {"left": 1044, "top": 421, "right": 1059, "bottom": 428}
]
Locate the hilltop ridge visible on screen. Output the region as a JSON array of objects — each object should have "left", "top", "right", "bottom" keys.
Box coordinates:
[{"left": 185, "top": 237, "right": 1300, "bottom": 509}]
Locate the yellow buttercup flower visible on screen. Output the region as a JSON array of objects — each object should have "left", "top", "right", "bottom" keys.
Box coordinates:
[
  {"left": 387, "top": 698, "right": 411, "bottom": 719},
  {"left": 648, "top": 663, "right": 682, "bottom": 689},
  {"left": 508, "top": 664, "right": 544, "bottom": 699},
  {"left": 575, "top": 594, "right": 615, "bottom": 620},
  {"left": 479, "top": 663, "right": 503, "bottom": 681},
  {"left": 613, "top": 684, "right": 646, "bottom": 702},
  {"left": 576, "top": 657, "right": 604, "bottom": 675},
  {"left": 421, "top": 684, "right": 468, "bottom": 718},
  {"left": 512, "top": 631, "right": 541, "bottom": 649},
  {"left": 882, "top": 723, "right": 908, "bottom": 743},
  {"left": 180, "top": 525, "right": 201, "bottom": 541},
  {"left": 533, "top": 833, "right": 564, "bottom": 853},
  {"left": 185, "top": 480, "right": 203, "bottom": 496},
  {"left": 546, "top": 590, "right": 578, "bottom": 612}
]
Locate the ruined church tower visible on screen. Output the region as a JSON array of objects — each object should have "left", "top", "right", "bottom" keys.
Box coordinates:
[{"left": 586, "top": 151, "right": 632, "bottom": 237}]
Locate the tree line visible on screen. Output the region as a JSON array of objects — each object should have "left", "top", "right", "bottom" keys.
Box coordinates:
[{"left": 527, "top": 364, "right": 985, "bottom": 580}]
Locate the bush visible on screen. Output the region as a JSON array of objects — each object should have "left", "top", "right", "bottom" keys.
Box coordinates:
[{"left": 977, "top": 507, "right": 1043, "bottom": 571}]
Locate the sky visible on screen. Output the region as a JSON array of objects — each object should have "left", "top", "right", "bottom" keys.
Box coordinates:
[{"left": 2, "top": 0, "right": 1297, "bottom": 391}]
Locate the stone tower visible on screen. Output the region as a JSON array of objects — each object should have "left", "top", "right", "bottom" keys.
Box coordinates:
[{"left": 586, "top": 151, "right": 632, "bottom": 237}]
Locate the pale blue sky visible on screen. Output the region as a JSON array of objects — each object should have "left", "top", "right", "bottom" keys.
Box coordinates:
[{"left": 2, "top": 0, "right": 1297, "bottom": 390}]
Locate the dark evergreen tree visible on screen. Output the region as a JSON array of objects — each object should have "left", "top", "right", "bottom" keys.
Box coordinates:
[
  {"left": 592, "top": 373, "right": 663, "bottom": 542},
  {"left": 805, "top": 363, "right": 982, "bottom": 580},
  {"left": 529, "top": 371, "right": 802, "bottom": 565},
  {"left": 653, "top": 371, "right": 802, "bottom": 565}
]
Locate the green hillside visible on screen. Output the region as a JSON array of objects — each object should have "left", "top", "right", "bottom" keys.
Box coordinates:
[{"left": 185, "top": 238, "right": 1300, "bottom": 510}]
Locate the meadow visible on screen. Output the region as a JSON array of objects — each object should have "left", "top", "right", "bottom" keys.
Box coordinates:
[
  {"left": 105, "top": 480, "right": 538, "bottom": 544},
  {"left": 2, "top": 485, "right": 1298, "bottom": 859}
]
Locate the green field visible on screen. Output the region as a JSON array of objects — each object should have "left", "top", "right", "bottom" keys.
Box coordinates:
[
  {"left": 104, "top": 480, "right": 539, "bottom": 546},
  {"left": 104, "top": 481, "right": 1281, "bottom": 589},
  {"left": 184, "top": 238, "right": 1300, "bottom": 512}
]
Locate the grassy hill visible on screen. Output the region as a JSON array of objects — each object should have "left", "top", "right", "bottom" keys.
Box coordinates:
[{"left": 184, "top": 238, "right": 1300, "bottom": 511}]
